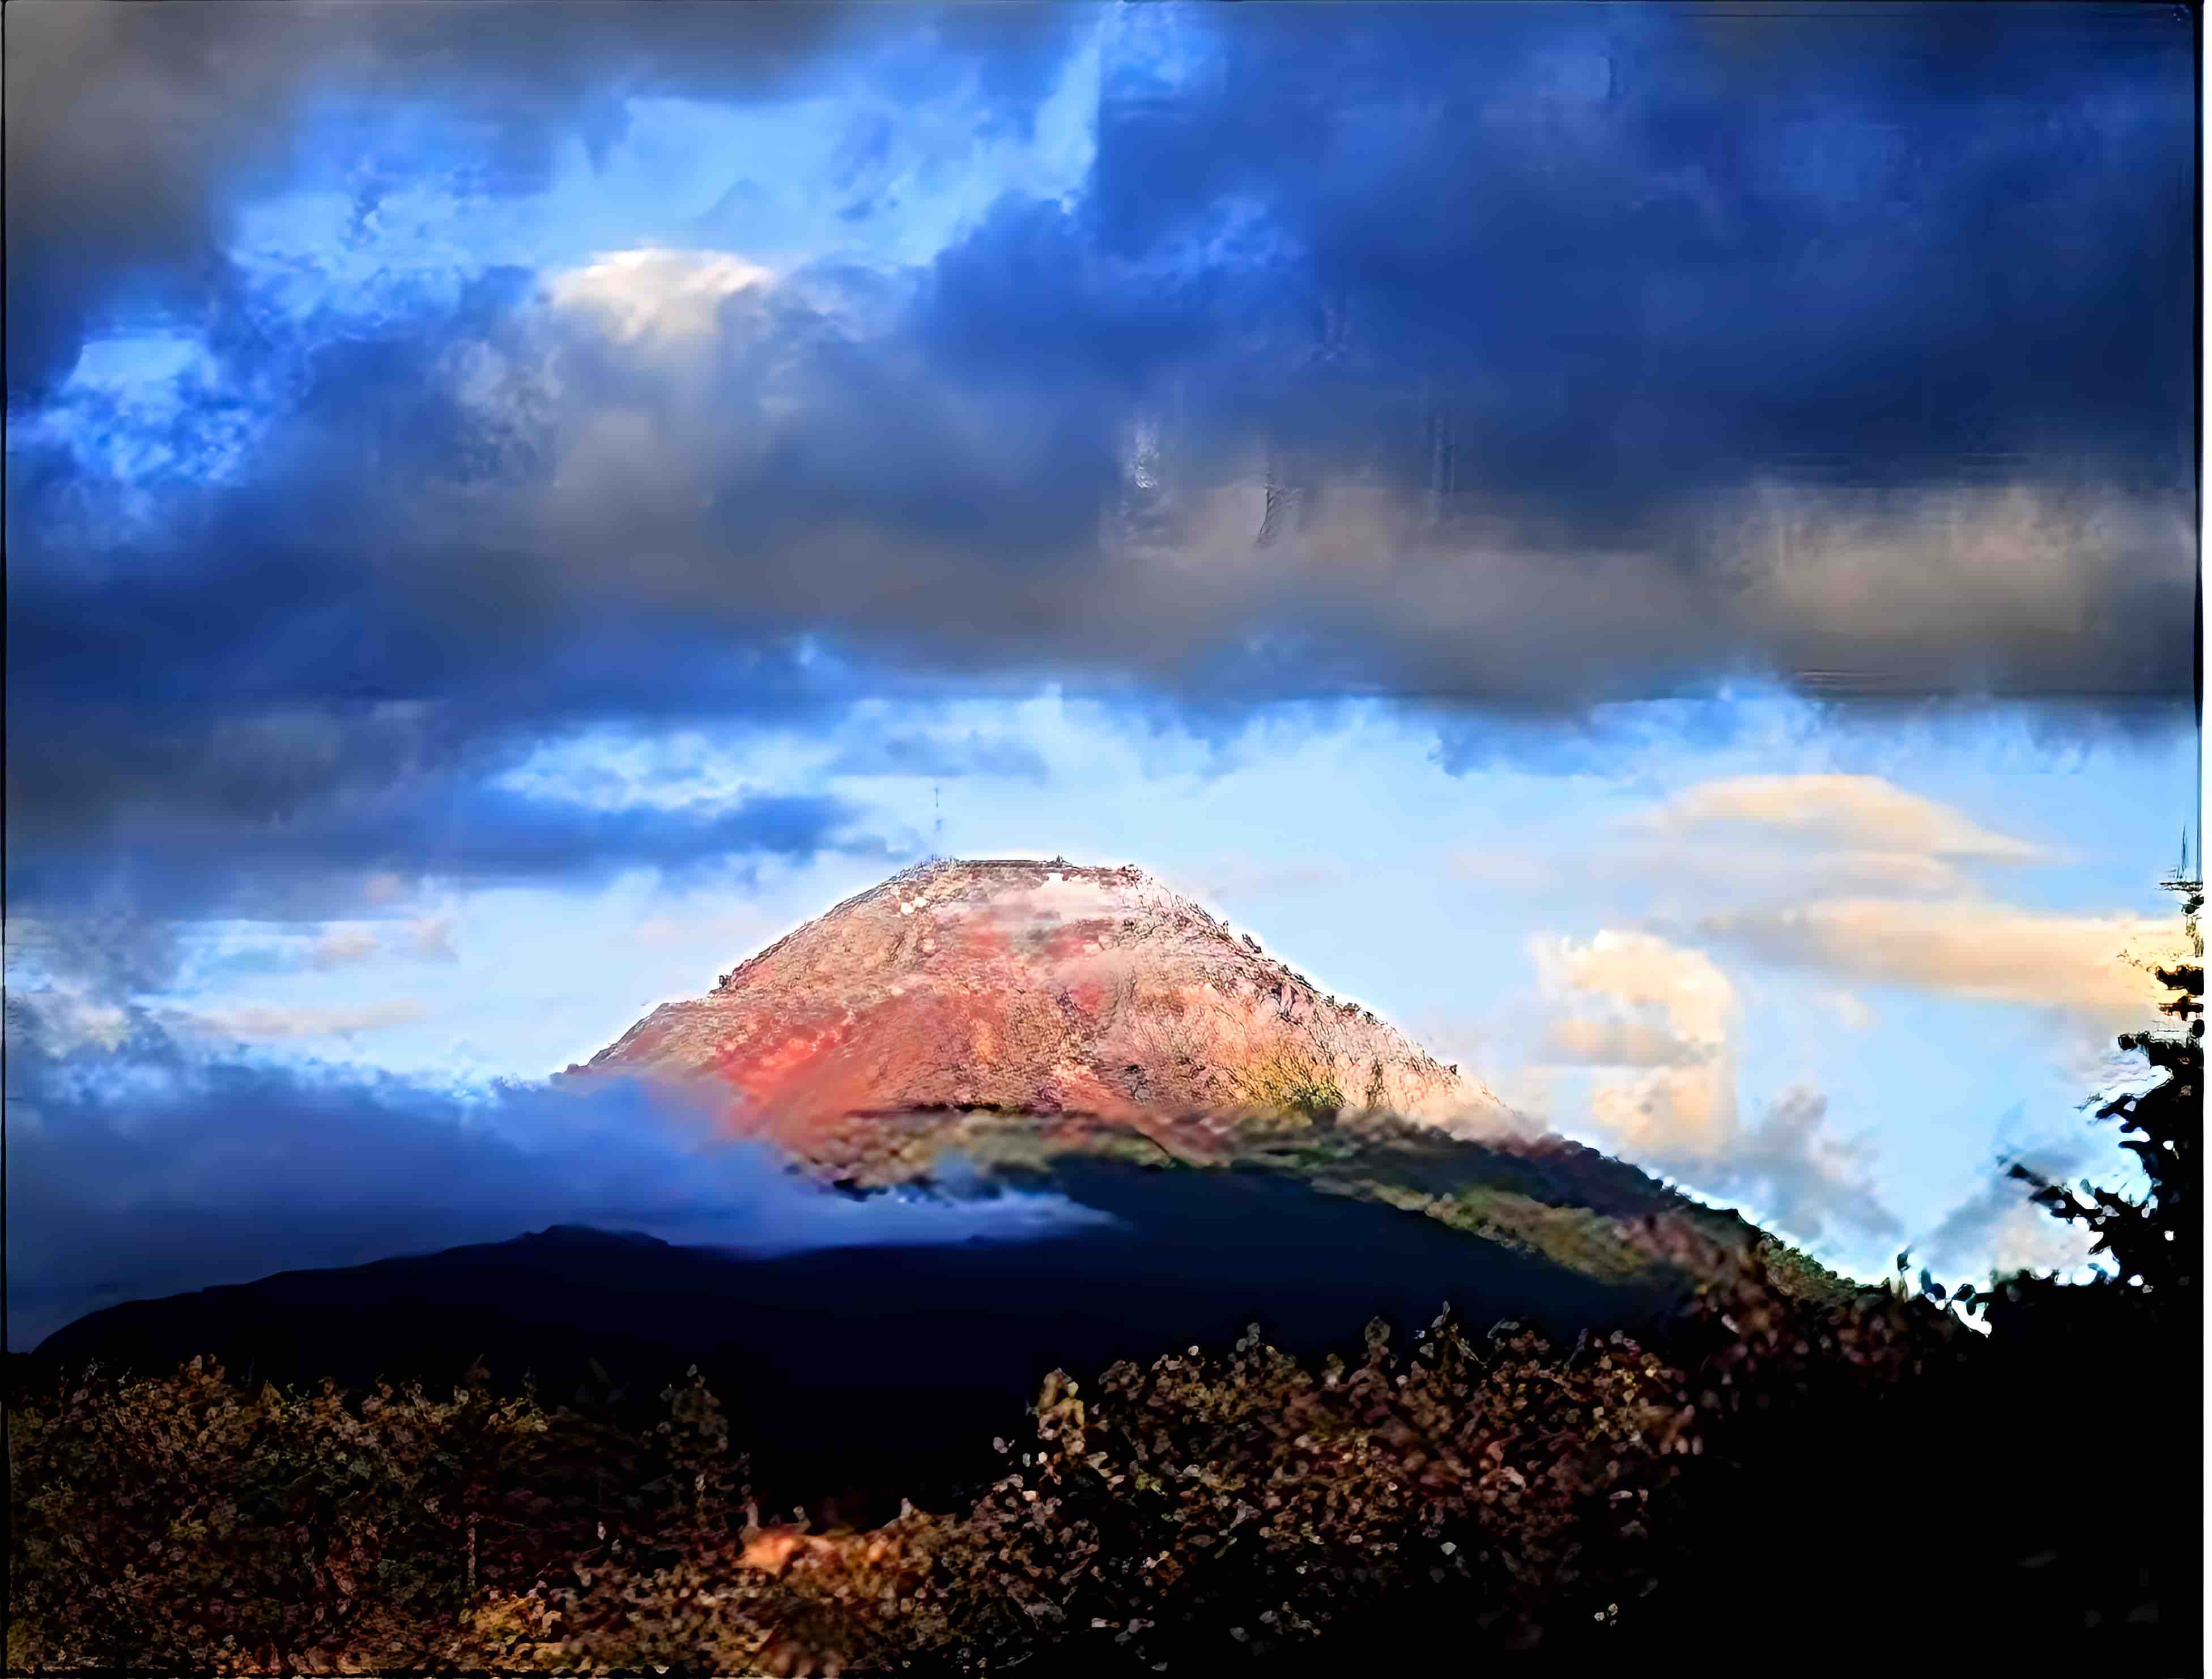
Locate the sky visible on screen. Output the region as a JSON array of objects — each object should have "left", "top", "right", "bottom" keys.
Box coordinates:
[{"left": 5, "top": 2, "right": 2199, "bottom": 1346}]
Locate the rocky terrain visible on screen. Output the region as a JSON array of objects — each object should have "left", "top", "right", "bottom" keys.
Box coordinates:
[{"left": 583, "top": 857, "right": 1518, "bottom": 1165}]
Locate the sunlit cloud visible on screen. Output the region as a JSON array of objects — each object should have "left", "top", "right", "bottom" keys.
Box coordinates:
[
  {"left": 1542, "top": 1017, "right": 1712, "bottom": 1069},
  {"left": 1525, "top": 927, "right": 1894, "bottom": 1241},
  {"left": 1637, "top": 772, "right": 2054, "bottom": 863},
  {"left": 547, "top": 246, "right": 775, "bottom": 344},
  {"left": 1696, "top": 898, "right": 2183, "bottom": 1037}
]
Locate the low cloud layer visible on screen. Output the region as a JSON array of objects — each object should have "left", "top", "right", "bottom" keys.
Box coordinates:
[{"left": 6, "top": 1025, "right": 1114, "bottom": 1350}]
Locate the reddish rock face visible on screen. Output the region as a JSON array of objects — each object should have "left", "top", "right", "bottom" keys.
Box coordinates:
[{"left": 585, "top": 858, "right": 1511, "bottom": 1161}]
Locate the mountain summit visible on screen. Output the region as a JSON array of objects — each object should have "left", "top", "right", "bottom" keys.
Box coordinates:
[{"left": 585, "top": 858, "right": 1513, "bottom": 1162}]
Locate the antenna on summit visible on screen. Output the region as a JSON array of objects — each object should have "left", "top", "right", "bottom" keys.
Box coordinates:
[
  {"left": 2160, "top": 820, "right": 2202, "bottom": 960},
  {"left": 933, "top": 782, "right": 944, "bottom": 860},
  {"left": 2164, "top": 822, "right": 2197, "bottom": 891}
]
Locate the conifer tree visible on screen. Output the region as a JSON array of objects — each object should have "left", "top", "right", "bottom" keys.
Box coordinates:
[{"left": 1998, "top": 866, "right": 2201, "bottom": 1316}]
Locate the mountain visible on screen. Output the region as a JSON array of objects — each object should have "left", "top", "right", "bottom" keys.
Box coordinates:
[
  {"left": 579, "top": 856, "right": 1852, "bottom": 1302},
  {"left": 582, "top": 856, "right": 1514, "bottom": 1163}
]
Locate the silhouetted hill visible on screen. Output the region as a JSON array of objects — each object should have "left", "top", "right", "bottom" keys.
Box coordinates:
[{"left": 26, "top": 1162, "right": 1682, "bottom": 1522}]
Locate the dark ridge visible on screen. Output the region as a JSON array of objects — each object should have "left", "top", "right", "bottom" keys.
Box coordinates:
[
  {"left": 25, "top": 1161, "right": 1674, "bottom": 1524},
  {"left": 521, "top": 1224, "right": 671, "bottom": 1248}
]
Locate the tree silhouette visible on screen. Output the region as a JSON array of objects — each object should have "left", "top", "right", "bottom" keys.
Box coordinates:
[{"left": 1997, "top": 875, "right": 2200, "bottom": 1315}]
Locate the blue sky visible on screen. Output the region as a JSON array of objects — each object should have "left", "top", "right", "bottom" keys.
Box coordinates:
[{"left": 6, "top": 2, "right": 2197, "bottom": 1340}]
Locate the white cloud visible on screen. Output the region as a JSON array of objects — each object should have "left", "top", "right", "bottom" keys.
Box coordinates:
[
  {"left": 1615, "top": 837, "right": 1969, "bottom": 899},
  {"left": 7, "top": 1060, "right": 1117, "bottom": 1350},
  {"left": 1533, "top": 928, "right": 1735, "bottom": 1049},
  {"left": 547, "top": 247, "right": 775, "bottom": 345},
  {"left": 1985, "top": 1200, "right": 2099, "bottom": 1278},
  {"left": 1724, "top": 1085, "right": 1896, "bottom": 1241},
  {"left": 1587, "top": 1063, "right": 1738, "bottom": 1164},
  {"left": 1615, "top": 772, "right": 2061, "bottom": 899},
  {"left": 6, "top": 988, "right": 133, "bottom": 1055},
  {"left": 1607, "top": 768, "right": 2184, "bottom": 1077}
]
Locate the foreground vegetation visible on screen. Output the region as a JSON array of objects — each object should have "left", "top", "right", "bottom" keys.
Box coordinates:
[
  {"left": 0, "top": 1236, "right": 1958, "bottom": 1674},
  {"left": 7, "top": 898, "right": 2196, "bottom": 1674}
]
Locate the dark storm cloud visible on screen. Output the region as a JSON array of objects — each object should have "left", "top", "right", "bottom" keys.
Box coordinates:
[
  {"left": 7, "top": 2, "right": 2194, "bottom": 931},
  {"left": 1096, "top": 2, "right": 2196, "bottom": 508},
  {"left": 6, "top": 505, "right": 899, "bottom": 943},
  {"left": 11, "top": 760, "right": 876, "bottom": 919},
  {"left": 3, "top": 683, "right": 884, "bottom": 930}
]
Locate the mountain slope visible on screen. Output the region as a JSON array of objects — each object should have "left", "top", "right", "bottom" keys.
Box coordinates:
[{"left": 584, "top": 857, "right": 1513, "bottom": 1160}]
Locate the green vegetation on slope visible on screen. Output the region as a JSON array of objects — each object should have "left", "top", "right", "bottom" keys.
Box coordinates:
[{"left": 857, "top": 1103, "right": 1856, "bottom": 1306}]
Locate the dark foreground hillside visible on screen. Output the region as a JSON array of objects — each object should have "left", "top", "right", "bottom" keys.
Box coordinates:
[
  {"left": 8, "top": 1216, "right": 2194, "bottom": 1677},
  {"left": 25, "top": 1161, "right": 1677, "bottom": 1520}
]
